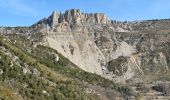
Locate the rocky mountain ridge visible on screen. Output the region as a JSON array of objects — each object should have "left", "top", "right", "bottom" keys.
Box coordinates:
[{"left": 0, "top": 9, "right": 170, "bottom": 83}]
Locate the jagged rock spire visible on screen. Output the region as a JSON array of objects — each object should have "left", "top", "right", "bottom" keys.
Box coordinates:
[{"left": 49, "top": 9, "right": 110, "bottom": 26}]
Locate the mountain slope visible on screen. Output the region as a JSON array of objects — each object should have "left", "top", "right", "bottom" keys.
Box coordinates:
[
  {"left": 0, "top": 35, "right": 134, "bottom": 100},
  {"left": 0, "top": 9, "right": 170, "bottom": 99},
  {"left": 26, "top": 9, "right": 170, "bottom": 83}
]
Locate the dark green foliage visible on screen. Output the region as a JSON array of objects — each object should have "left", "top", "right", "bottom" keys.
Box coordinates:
[{"left": 0, "top": 50, "right": 49, "bottom": 99}]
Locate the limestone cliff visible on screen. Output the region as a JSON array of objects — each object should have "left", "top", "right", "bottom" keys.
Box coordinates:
[
  {"left": 1, "top": 9, "right": 170, "bottom": 83},
  {"left": 27, "top": 9, "right": 170, "bottom": 82}
]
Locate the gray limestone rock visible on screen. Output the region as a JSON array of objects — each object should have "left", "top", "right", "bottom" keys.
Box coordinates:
[{"left": 0, "top": 9, "right": 170, "bottom": 83}]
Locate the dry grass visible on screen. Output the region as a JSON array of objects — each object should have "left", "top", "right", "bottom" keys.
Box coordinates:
[{"left": 0, "top": 82, "right": 23, "bottom": 100}]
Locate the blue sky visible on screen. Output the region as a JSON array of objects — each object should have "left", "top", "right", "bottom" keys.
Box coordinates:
[{"left": 0, "top": 0, "right": 170, "bottom": 26}]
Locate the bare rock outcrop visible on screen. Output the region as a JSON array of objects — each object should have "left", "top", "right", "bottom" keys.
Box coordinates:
[
  {"left": 28, "top": 9, "right": 170, "bottom": 83},
  {"left": 1, "top": 9, "right": 170, "bottom": 83}
]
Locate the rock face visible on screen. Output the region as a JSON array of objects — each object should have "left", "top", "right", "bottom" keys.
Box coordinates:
[
  {"left": 1, "top": 9, "right": 170, "bottom": 83},
  {"left": 28, "top": 9, "right": 170, "bottom": 82},
  {"left": 31, "top": 9, "right": 130, "bottom": 33}
]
